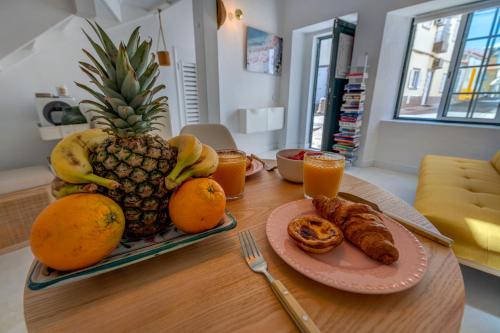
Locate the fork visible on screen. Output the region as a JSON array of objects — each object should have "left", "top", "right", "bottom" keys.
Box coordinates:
[{"left": 238, "top": 230, "right": 321, "bottom": 333}]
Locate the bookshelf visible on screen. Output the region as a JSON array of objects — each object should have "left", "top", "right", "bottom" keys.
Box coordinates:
[{"left": 333, "top": 55, "right": 368, "bottom": 167}]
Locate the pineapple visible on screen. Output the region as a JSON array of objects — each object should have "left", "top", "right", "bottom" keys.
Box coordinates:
[{"left": 76, "top": 21, "right": 176, "bottom": 238}]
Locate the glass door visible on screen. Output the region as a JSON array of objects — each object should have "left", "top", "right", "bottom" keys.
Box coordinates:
[{"left": 309, "top": 36, "right": 332, "bottom": 150}]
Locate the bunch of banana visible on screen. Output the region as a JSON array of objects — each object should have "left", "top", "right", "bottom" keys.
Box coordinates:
[
  {"left": 165, "top": 135, "right": 219, "bottom": 190},
  {"left": 51, "top": 178, "right": 98, "bottom": 198},
  {"left": 50, "top": 129, "right": 120, "bottom": 190}
]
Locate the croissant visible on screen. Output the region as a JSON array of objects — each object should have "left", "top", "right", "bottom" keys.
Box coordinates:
[{"left": 313, "top": 196, "right": 399, "bottom": 265}]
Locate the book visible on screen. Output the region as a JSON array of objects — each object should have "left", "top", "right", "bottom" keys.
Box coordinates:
[
  {"left": 336, "top": 57, "right": 368, "bottom": 167},
  {"left": 339, "top": 121, "right": 362, "bottom": 129}
]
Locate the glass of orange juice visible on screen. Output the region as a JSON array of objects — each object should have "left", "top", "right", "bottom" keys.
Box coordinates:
[
  {"left": 303, "top": 152, "right": 345, "bottom": 199},
  {"left": 212, "top": 149, "right": 246, "bottom": 200}
]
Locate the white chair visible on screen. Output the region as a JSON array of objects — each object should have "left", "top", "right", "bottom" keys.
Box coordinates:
[{"left": 180, "top": 124, "right": 237, "bottom": 150}]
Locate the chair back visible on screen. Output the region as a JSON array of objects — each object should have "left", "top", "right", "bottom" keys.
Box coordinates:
[{"left": 180, "top": 124, "right": 237, "bottom": 150}]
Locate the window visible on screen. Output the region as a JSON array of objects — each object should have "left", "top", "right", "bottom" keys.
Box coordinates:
[
  {"left": 408, "top": 68, "right": 421, "bottom": 89},
  {"left": 396, "top": 3, "right": 500, "bottom": 124}
]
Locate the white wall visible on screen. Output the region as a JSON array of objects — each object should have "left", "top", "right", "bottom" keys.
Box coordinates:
[
  {"left": 375, "top": 120, "right": 500, "bottom": 173},
  {"left": 192, "top": 0, "right": 220, "bottom": 124},
  {"left": 217, "top": 0, "right": 284, "bottom": 153},
  {"left": 0, "top": 0, "right": 195, "bottom": 171}
]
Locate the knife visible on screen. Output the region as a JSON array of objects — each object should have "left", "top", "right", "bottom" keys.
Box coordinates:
[{"left": 337, "top": 192, "right": 454, "bottom": 247}]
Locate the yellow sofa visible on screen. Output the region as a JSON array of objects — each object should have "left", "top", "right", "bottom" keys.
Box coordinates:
[{"left": 415, "top": 151, "right": 500, "bottom": 273}]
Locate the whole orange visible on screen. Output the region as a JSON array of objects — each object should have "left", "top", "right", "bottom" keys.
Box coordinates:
[
  {"left": 30, "top": 194, "right": 125, "bottom": 271},
  {"left": 169, "top": 178, "right": 226, "bottom": 233}
]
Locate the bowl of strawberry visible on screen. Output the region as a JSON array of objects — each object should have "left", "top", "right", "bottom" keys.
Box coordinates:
[{"left": 276, "top": 149, "right": 318, "bottom": 183}]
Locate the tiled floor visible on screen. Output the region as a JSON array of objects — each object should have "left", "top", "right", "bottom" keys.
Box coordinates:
[
  {"left": 1, "top": 166, "right": 498, "bottom": 332},
  {"left": 1, "top": 246, "right": 32, "bottom": 333}
]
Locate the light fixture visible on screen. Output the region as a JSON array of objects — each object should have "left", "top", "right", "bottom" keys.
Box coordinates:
[
  {"left": 235, "top": 8, "right": 243, "bottom": 20},
  {"left": 156, "top": 8, "right": 171, "bottom": 66},
  {"left": 217, "top": 0, "right": 227, "bottom": 29}
]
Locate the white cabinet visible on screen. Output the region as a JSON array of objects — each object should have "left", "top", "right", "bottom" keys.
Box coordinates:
[{"left": 239, "top": 107, "right": 285, "bottom": 134}]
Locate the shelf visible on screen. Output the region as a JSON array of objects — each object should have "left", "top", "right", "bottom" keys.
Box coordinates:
[
  {"left": 38, "top": 123, "right": 90, "bottom": 141},
  {"left": 334, "top": 54, "right": 369, "bottom": 166}
]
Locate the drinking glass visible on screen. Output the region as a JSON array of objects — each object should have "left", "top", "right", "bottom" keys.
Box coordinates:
[
  {"left": 303, "top": 152, "right": 345, "bottom": 199},
  {"left": 212, "top": 149, "right": 246, "bottom": 200}
]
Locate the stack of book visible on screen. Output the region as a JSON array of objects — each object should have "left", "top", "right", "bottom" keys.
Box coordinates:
[{"left": 333, "top": 62, "right": 368, "bottom": 166}]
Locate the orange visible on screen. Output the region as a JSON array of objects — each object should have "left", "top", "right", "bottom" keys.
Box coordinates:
[
  {"left": 169, "top": 178, "right": 226, "bottom": 233},
  {"left": 30, "top": 194, "right": 125, "bottom": 271}
]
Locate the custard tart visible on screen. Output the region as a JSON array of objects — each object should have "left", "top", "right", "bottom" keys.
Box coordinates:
[{"left": 287, "top": 215, "right": 343, "bottom": 254}]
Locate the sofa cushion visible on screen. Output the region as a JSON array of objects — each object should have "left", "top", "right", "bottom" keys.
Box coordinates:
[
  {"left": 415, "top": 155, "right": 500, "bottom": 270},
  {"left": 491, "top": 150, "right": 500, "bottom": 174}
]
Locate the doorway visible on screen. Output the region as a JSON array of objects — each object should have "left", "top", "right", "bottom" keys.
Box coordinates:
[
  {"left": 309, "top": 36, "right": 333, "bottom": 150},
  {"left": 305, "top": 18, "right": 356, "bottom": 151}
]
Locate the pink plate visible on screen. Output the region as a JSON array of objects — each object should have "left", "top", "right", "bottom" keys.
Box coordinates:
[
  {"left": 246, "top": 159, "right": 264, "bottom": 177},
  {"left": 266, "top": 199, "right": 428, "bottom": 294}
]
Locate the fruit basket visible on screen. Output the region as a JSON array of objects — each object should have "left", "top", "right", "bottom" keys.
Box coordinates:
[
  {"left": 28, "top": 211, "right": 237, "bottom": 290},
  {"left": 29, "top": 21, "right": 233, "bottom": 291}
]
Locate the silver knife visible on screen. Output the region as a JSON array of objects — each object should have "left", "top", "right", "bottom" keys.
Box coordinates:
[{"left": 338, "top": 192, "right": 454, "bottom": 247}]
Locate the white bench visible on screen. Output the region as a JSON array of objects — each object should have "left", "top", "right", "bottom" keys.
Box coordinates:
[{"left": 0, "top": 166, "right": 53, "bottom": 252}]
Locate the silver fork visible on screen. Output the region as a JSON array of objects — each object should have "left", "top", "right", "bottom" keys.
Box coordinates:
[{"left": 238, "top": 230, "right": 321, "bottom": 333}]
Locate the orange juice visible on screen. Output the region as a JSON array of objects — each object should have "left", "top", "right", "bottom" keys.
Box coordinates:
[
  {"left": 303, "top": 152, "right": 345, "bottom": 198},
  {"left": 212, "top": 150, "right": 246, "bottom": 199}
]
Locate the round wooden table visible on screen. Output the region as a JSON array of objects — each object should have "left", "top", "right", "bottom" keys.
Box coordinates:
[{"left": 24, "top": 166, "right": 465, "bottom": 332}]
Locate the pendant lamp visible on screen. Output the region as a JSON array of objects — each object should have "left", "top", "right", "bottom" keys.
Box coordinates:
[{"left": 156, "top": 8, "right": 171, "bottom": 66}]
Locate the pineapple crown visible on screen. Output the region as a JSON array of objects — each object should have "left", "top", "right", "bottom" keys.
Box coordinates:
[{"left": 76, "top": 20, "right": 168, "bottom": 138}]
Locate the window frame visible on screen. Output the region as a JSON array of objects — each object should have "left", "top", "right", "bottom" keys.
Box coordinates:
[{"left": 394, "top": 4, "right": 500, "bottom": 126}]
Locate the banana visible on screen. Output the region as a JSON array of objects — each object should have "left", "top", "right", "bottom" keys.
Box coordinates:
[
  {"left": 51, "top": 178, "right": 99, "bottom": 198},
  {"left": 165, "top": 144, "right": 219, "bottom": 190},
  {"left": 166, "top": 134, "right": 203, "bottom": 182},
  {"left": 50, "top": 129, "right": 120, "bottom": 189}
]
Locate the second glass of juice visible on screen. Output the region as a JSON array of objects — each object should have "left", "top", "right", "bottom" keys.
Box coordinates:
[
  {"left": 212, "top": 149, "right": 246, "bottom": 200},
  {"left": 303, "top": 152, "right": 345, "bottom": 199}
]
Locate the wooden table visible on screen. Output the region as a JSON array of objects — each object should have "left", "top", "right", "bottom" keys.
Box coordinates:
[{"left": 24, "top": 167, "right": 465, "bottom": 332}]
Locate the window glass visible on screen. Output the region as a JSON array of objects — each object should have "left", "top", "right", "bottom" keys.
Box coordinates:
[
  {"left": 460, "top": 38, "right": 489, "bottom": 65},
  {"left": 468, "top": 8, "right": 496, "bottom": 39},
  {"left": 453, "top": 68, "right": 479, "bottom": 93},
  {"left": 488, "top": 38, "right": 500, "bottom": 65},
  {"left": 447, "top": 94, "right": 471, "bottom": 117},
  {"left": 439, "top": 73, "right": 448, "bottom": 92},
  {"left": 398, "top": 15, "right": 462, "bottom": 119},
  {"left": 473, "top": 94, "right": 499, "bottom": 119},
  {"left": 310, "top": 37, "right": 332, "bottom": 150},
  {"left": 445, "top": 7, "right": 500, "bottom": 120},
  {"left": 480, "top": 65, "right": 500, "bottom": 92},
  {"left": 408, "top": 69, "right": 420, "bottom": 89},
  {"left": 396, "top": 5, "right": 500, "bottom": 124}
]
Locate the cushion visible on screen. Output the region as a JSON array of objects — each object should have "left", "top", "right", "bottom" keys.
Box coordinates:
[
  {"left": 491, "top": 150, "right": 500, "bottom": 174},
  {"left": 415, "top": 155, "right": 500, "bottom": 270}
]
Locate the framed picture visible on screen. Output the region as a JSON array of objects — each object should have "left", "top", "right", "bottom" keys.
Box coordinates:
[{"left": 246, "top": 26, "right": 283, "bottom": 75}]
